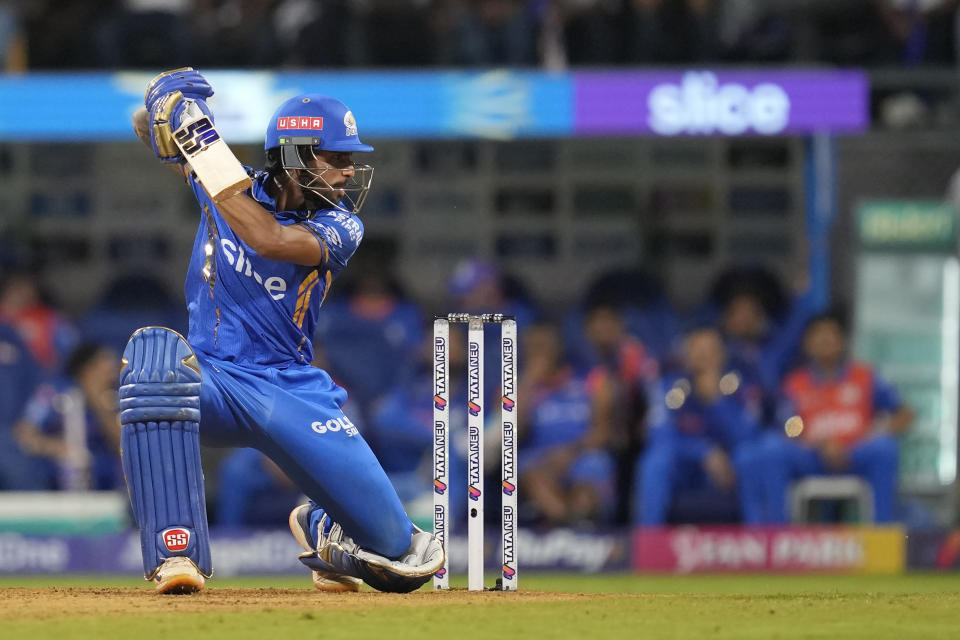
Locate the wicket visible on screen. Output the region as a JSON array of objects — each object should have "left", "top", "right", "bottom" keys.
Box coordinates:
[{"left": 433, "top": 313, "right": 518, "bottom": 591}]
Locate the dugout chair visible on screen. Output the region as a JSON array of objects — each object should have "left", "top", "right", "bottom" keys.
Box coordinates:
[{"left": 789, "top": 476, "right": 874, "bottom": 524}]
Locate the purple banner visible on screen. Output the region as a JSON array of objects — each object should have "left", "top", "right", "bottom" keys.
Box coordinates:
[{"left": 575, "top": 70, "right": 868, "bottom": 137}]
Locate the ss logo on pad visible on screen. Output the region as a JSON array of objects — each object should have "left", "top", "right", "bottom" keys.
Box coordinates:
[
  {"left": 161, "top": 527, "right": 191, "bottom": 552},
  {"left": 175, "top": 117, "right": 220, "bottom": 156}
]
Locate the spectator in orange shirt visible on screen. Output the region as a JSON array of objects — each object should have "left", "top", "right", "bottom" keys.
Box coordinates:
[
  {"left": 0, "top": 269, "right": 78, "bottom": 374},
  {"left": 759, "top": 311, "right": 913, "bottom": 523}
]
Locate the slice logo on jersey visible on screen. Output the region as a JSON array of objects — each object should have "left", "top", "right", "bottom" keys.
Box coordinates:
[
  {"left": 502, "top": 564, "right": 516, "bottom": 579},
  {"left": 162, "top": 528, "right": 191, "bottom": 552},
  {"left": 343, "top": 110, "right": 358, "bottom": 137},
  {"left": 433, "top": 478, "right": 447, "bottom": 495},
  {"left": 502, "top": 395, "right": 515, "bottom": 412},
  {"left": 468, "top": 485, "right": 482, "bottom": 501},
  {"left": 468, "top": 401, "right": 482, "bottom": 416},
  {"left": 502, "top": 480, "right": 516, "bottom": 496},
  {"left": 219, "top": 238, "right": 288, "bottom": 300},
  {"left": 434, "top": 394, "right": 447, "bottom": 410},
  {"left": 277, "top": 116, "right": 323, "bottom": 131}
]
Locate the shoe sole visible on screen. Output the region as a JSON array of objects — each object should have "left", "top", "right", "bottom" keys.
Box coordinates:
[
  {"left": 288, "top": 506, "right": 362, "bottom": 593},
  {"left": 156, "top": 574, "right": 205, "bottom": 595}
]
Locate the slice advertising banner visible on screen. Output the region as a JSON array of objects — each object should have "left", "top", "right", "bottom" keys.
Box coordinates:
[
  {"left": 0, "top": 69, "right": 868, "bottom": 142},
  {"left": 575, "top": 70, "right": 868, "bottom": 137},
  {"left": 634, "top": 526, "right": 905, "bottom": 574}
]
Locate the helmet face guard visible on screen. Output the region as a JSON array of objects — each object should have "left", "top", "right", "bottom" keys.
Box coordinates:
[{"left": 279, "top": 136, "right": 373, "bottom": 215}]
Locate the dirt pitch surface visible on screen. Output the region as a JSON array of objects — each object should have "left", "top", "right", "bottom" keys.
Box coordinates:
[
  {"left": 5, "top": 575, "right": 960, "bottom": 640},
  {"left": 2, "top": 586, "right": 588, "bottom": 621}
]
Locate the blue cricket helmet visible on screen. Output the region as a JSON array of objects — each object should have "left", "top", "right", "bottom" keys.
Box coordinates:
[{"left": 264, "top": 94, "right": 374, "bottom": 152}]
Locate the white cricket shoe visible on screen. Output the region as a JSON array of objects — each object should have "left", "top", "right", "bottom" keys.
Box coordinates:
[
  {"left": 154, "top": 556, "right": 205, "bottom": 595},
  {"left": 289, "top": 504, "right": 363, "bottom": 592}
]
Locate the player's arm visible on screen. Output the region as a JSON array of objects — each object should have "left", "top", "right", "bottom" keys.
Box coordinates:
[
  {"left": 216, "top": 193, "right": 325, "bottom": 266},
  {"left": 140, "top": 69, "right": 324, "bottom": 266},
  {"left": 138, "top": 102, "right": 324, "bottom": 265},
  {"left": 872, "top": 373, "right": 914, "bottom": 435}
]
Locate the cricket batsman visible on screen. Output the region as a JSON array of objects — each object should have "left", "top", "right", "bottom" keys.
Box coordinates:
[{"left": 123, "top": 68, "right": 443, "bottom": 594}]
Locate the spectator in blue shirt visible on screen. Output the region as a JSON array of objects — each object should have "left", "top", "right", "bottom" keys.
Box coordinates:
[
  {"left": 312, "top": 262, "right": 424, "bottom": 415},
  {"left": 634, "top": 326, "right": 762, "bottom": 525},
  {"left": 13, "top": 342, "right": 122, "bottom": 490},
  {"left": 519, "top": 323, "right": 616, "bottom": 526},
  {"left": 0, "top": 320, "right": 45, "bottom": 489}
]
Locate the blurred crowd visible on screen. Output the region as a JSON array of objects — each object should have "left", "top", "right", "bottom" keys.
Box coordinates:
[
  {"left": 0, "top": 255, "right": 919, "bottom": 531},
  {"left": 1, "top": 0, "right": 959, "bottom": 71}
]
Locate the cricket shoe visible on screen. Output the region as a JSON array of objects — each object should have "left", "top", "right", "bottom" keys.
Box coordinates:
[
  {"left": 289, "top": 504, "right": 363, "bottom": 592},
  {"left": 154, "top": 556, "right": 205, "bottom": 595}
]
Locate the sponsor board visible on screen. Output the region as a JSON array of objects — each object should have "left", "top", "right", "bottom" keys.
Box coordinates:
[
  {"left": 0, "top": 530, "right": 304, "bottom": 575},
  {"left": 444, "top": 529, "right": 630, "bottom": 574},
  {"left": 0, "top": 70, "right": 865, "bottom": 142},
  {"left": 905, "top": 528, "right": 960, "bottom": 570},
  {"left": 0, "top": 526, "right": 912, "bottom": 575},
  {"left": 575, "top": 70, "right": 867, "bottom": 137},
  {"left": 633, "top": 526, "right": 905, "bottom": 574},
  {"left": 0, "top": 528, "right": 629, "bottom": 575}
]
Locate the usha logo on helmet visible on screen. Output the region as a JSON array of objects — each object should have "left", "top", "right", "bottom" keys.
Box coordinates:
[
  {"left": 648, "top": 71, "right": 791, "bottom": 136},
  {"left": 277, "top": 116, "right": 323, "bottom": 131}
]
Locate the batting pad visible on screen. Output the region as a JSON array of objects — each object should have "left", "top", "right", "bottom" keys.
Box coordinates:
[{"left": 119, "top": 327, "right": 211, "bottom": 579}]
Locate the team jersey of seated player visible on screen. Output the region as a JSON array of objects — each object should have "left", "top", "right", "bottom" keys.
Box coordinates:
[
  {"left": 645, "top": 371, "right": 760, "bottom": 462},
  {"left": 780, "top": 362, "right": 902, "bottom": 447},
  {"left": 183, "top": 170, "right": 363, "bottom": 367}
]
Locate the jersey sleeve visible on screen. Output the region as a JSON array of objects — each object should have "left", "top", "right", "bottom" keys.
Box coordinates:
[
  {"left": 21, "top": 383, "right": 57, "bottom": 432},
  {"left": 299, "top": 211, "right": 365, "bottom": 277},
  {"left": 872, "top": 372, "right": 903, "bottom": 413}
]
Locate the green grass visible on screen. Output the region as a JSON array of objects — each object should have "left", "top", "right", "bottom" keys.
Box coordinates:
[{"left": 4, "top": 573, "right": 960, "bottom": 639}]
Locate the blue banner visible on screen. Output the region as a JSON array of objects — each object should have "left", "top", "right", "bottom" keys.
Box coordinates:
[{"left": 0, "top": 70, "right": 572, "bottom": 142}]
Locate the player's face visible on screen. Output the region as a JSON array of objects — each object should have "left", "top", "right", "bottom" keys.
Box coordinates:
[
  {"left": 723, "top": 294, "right": 765, "bottom": 340},
  {"left": 289, "top": 147, "right": 373, "bottom": 213},
  {"left": 804, "top": 321, "right": 846, "bottom": 367},
  {"left": 584, "top": 307, "right": 623, "bottom": 353},
  {"left": 684, "top": 329, "right": 725, "bottom": 375},
  {"left": 309, "top": 150, "right": 354, "bottom": 184}
]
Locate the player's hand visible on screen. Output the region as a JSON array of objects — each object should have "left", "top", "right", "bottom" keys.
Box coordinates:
[
  {"left": 819, "top": 440, "right": 849, "bottom": 472},
  {"left": 703, "top": 447, "right": 736, "bottom": 490},
  {"left": 148, "top": 92, "right": 214, "bottom": 163},
  {"left": 145, "top": 67, "right": 213, "bottom": 113},
  {"left": 144, "top": 68, "right": 215, "bottom": 163}
]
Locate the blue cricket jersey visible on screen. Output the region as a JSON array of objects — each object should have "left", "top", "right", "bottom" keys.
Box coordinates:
[
  {"left": 183, "top": 170, "right": 363, "bottom": 367},
  {"left": 645, "top": 371, "right": 761, "bottom": 462}
]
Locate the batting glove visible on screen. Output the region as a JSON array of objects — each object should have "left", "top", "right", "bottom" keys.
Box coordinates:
[
  {"left": 148, "top": 92, "right": 214, "bottom": 164},
  {"left": 145, "top": 67, "right": 214, "bottom": 113}
]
